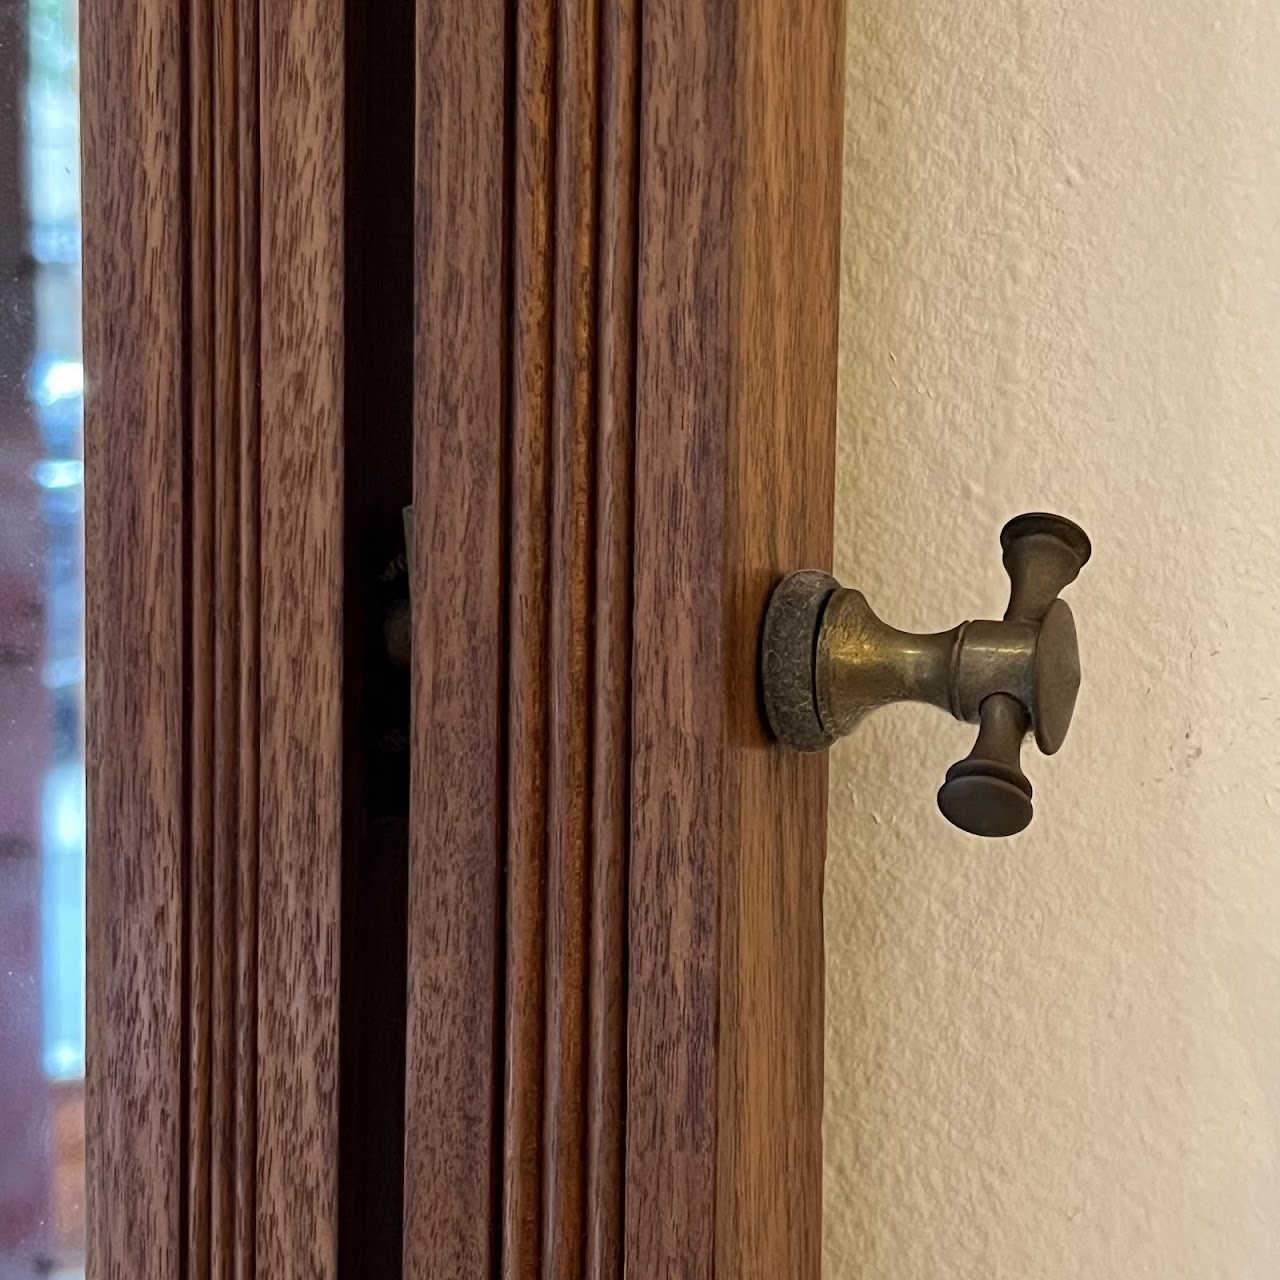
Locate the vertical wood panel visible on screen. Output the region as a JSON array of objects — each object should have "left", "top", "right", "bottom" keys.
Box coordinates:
[
  {"left": 404, "top": 0, "right": 509, "bottom": 1274},
  {"left": 585, "top": 0, "right": 639, "bottom": 1274},
  {"left": 503, "top": 0, "right": 554, "bottom": 1273},
  {"left": 85, "top": 0, "right": 343, "bottom": 1272},
  {"left": 256, "top": 1, "right": 345, "bottom": 1275},
  {"left": 83, "top": 0, "right": 186, "bottom": 1273},
  {"left": 714, "top": 2, "right": 842, "bottom": 1273},
  {"left": 542, "top": 0, "right": 599, "bottom": 1271},
  {"left": 626, "top": 0, "right": 733, "bottom": 1267},
  {"left": 209, "top": 0, "right": 247, "bottom": 1266},
  {"left": 188, "top": 0, "right": 264, "bottom": 1274},
  {"left": 232, "top": 3, "right": 262, "bottom": 1274},
  {"left": 188, "top": 0, "right": 218, "bottom": 1271},
  {"left": 625, "top": 0, "right": 844, "bottom": 1276},
  {"left": 409, "top": 0, "right": 839, "bottom": 1274},
  {"left": 185, "top": 1, "right": 261, "bottom": 1273},
  {"left": 410, "top": 0, "right": 638, "bottom": 1273}
]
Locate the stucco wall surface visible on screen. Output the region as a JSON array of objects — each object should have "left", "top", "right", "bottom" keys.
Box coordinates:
[{"left": 827, "top": 3, "right": 1280, "bottom": 1276}]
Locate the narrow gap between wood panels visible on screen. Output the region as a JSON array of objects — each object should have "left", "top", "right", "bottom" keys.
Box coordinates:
[{"left": 336, "top": 0, "right": 416, "bottom": 1271}]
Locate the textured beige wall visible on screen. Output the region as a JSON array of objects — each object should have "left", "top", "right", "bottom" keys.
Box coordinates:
[{"left": 827, "top": 2, "right": 1280, "bottom": 1277}]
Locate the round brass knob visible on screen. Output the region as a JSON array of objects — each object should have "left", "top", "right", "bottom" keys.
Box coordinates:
[
  {"left": 936, "top": 693, "right": 1034, "bottom": 837},
  {"left": 937, "top": 769, "right": 1033, "bottom": 838}
]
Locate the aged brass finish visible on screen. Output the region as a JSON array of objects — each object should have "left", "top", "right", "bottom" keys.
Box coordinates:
[{"left": 761, "top": 513, "right": 1091, "bottom": 837}]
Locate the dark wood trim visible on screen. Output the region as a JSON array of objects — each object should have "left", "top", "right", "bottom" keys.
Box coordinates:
[
  {"left": 85, "top": 0, "right": 840, "bottom": 1268},
  {"left": 405, "top": 0, "right": 638, "bottom": 1273},
  {"left": 405, "top": 1, "right": 843, "bottom": 1277},
  {"left": 403, "top": 0, "right": 510, "bottom": 1273},
  {"left": 84, "top": 0, "right": 346, "bottom": 1274},
  {"left": 503, "top": 0, "right": 555, "bottom": 1270},
  {"left": 83, "top": 0, "right": 186, "bottom": 1268},
  {"left": 583, "top": 0, "right": 638, "bottom": 1270},
  {"left": 256, "top": 2, "right": 345, "bottom": 1274},
  {"left": 626, "top": 2, "right": 843, "bottom": 1275}
]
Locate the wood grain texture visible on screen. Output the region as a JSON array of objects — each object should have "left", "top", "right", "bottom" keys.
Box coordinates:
[
  {"left": 186, "top": 1, "right": 261, "bottom": 1275},
  {"left": 409, "top": 0, "right": 634, "bottom": 1275},
  {"left": 404, "top": 0, "right": 509, "bottom": 1274},
  {"left": 542, "top": 0, "right": 599, "bottom": 1270},
  {"left": 503, "top": 0, "right": 553, "bottom": 1272},
  {"left": 83, "top": 0, "right": 186, "bottom": 1272},
  {"left": 256, "top": 1, "right": 345, "bottom": 1275},
  {"left": 626, "top": 0, "right": 734, "bottom": 1264},
  {"left": 585, "top": 0, "right": 639, "bottom": 1273},
  {"left": 408, "top": 0, "right": 838, "bottom": 1273},
  {"left": 626, "top": 1, "right": 844, "bottom": 1278},
  {"left": 188, "top": 2, "right": 217, "bottom": 1270},
  {"left": 714, "top": 3, "right": 843, "bottom": 1272},
  {"left": 233, "top": 3, "right": 262, "bottom": 1271},
  {"left": 85, "top": 0, "right": 344, "bottom": 1273}
]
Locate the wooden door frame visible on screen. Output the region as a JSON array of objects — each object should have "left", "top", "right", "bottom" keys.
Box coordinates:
[
  {"left": 406, "top": 1, "right": 844, "bottom": 1277},
  {"left": 83, "top": 0, "right": 843, "bottom": 1275},
  {"left": 83, "top": 1, "right": 346, "bottom": 1273}
]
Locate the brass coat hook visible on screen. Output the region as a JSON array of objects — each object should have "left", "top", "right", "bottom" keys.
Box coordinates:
[{"left": 761, "top": 513, "right": 1091, "bottom": 837}]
